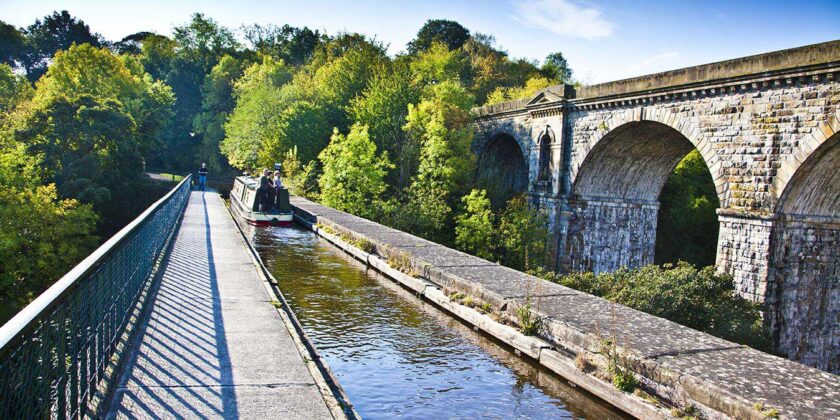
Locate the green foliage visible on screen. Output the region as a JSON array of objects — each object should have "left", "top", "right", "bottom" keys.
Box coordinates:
[
  {"left": 655, "top": 150, "right": 720, "bottom": 267},
  {"left": 259, "top": 101, "right": 331, "bottom": 168},
  {"left": 281, "top": 146, "right": 319, "bottom": 199},
  {"left": 516, "top": 299, "right": 541, "bottom": 336},
  {"left": 0, "top": 21, "right": 25, "bottom": 68},
  {"left": 243, "top": 24, "right": 324, "bottom": 66},
  {"left": 19, "top": 11, "right": 103, "bottom": 81},
  {"left": 407, "top": 19, "right": 470, "bottom": 55},
  {"left": 318, "top": 124, "right": 393, "bottom": 219},
  {"left": 461, "top": 35, "right": 542, "bottom": 104},
  {"left": 14, "top": 43, "right": 174, "bottom": 235},
  {"left": 396, "top": 81, "right": 474, "bottom": 242},
  {"left": 541, "top": 51, "right": 573, "bottom": 83},
  {"left": 600, "top": 339, "right": 639, "bottom": 392},
  {"left": 410, "top": 42, "right": 470, "bottom": 89},
  {"left": 455, "top": 189, "right": 496, "bottom": 260},
  {"left": 485, "top": 76, "right": 554, "bottom": 105},
  {"left": 193, "top": 55, "right": 246, "bottom": 172},
  {"left": 221, "top": 56, "right": 292, "bottom": 170},
  {"left": 0, "top": 183, "right": 98, "bottom": 323},
  {"left": 0, "top": 64, "right": 32, "bottom": 121},
  {"left": 498, "top": 195, "right": 549, "bottom": 271},
  {"left": 348, "top": 63, "right": 420, "bottom": 191},
  {"left": 536, "top": 263, "right": 774, "bottom": 351}
]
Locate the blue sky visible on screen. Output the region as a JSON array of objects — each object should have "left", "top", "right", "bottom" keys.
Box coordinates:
[{"left": 2, "top": 0, "right": 838, "bottom": 83}]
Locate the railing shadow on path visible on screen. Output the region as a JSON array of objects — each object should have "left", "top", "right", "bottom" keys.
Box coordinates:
[{"left": 108, "top": 191, "right": 238, "bottom": 418}]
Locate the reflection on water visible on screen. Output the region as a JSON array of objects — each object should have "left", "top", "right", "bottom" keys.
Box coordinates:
[{"left": 250, "top": 225, "right": 626, "bottom": 419}]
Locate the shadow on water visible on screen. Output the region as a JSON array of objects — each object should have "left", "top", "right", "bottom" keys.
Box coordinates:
[
  {"left": 249, "top": 224, "right": 628, "bottom": 419},
  {"left": 110, "top": 191, "right": 238, "bottom": 418}
]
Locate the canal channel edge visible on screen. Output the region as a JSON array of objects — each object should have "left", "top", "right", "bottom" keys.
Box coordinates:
[
  {"left": 222, "top": 194, "right": 361, "bottom": 420},
  {"left": 291, "top": 210, "right": 671, "bottom": 420}
]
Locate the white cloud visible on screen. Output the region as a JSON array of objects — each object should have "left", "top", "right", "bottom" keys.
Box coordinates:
[
  {"left": 512, "top": 0, "right": 614, "bottom": 40},
  {"left": 624, "top": 51, "right": 681, "bottom": 74}
]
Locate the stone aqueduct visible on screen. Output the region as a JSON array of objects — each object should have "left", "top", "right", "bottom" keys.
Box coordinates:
[{"left": 472, "top": 40, "right": 840, "bottom": 373}]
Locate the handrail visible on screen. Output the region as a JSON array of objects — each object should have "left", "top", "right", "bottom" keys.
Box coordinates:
[
  {"left": 0, "top": 175, "right": 191, "bottom": 351},
  {"left": 0, "top": 174, "right": 193, "bottom": 418}
]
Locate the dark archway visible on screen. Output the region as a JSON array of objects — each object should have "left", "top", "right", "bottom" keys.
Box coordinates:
[
  {"left": 537, "top": 133, "right": 551, "bottom": 182},
  {"left": 770, "top": 132, "right": 840, "bottom": 372},
  {"left": 476, "top": 133, "right": 528, "bottom": 208},
  {"left": 565, "top": 120, "right": 721, "bottom": 273}
]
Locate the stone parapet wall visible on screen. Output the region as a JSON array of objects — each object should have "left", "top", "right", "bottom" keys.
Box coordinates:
[{"left": 291, "top": 196, "right": 840, "bottom": 420}]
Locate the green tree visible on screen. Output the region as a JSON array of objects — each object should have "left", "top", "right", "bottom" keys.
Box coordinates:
[
  {"left": 455, "top": 189, "right": 497, "bottom": 260},
  {"left": 348, "top": 63, "right": 420, "bottom": 192},
  {"left": 0, "top": 183, "right": 98, "bottom": 323},
  {"left": 243, "top": 24, "right": 324, "bottom": 66},
  {"left": 318, "top": 124, "right": 392, "bottom": 219},
  {"left": 16, "top": 44, "right": 174, "bottom": 234},
  {"left": 0, "top": 64, "right": 33, "bottom": 122},
  {"left": 20, "top": 11, "right": 103, "bottom": 81},
  {"left": 259, "top": 101, "right": 331, "bottom": 168},
  {"left": 113, "top": 31, "right": 158, "bottom": 55},
  {"left": 410, "top": 41, "right": 469, "bottom": 89},
  {"left": 0, "top": 21, "right": 25, "bottom": 68},
  {"left": 541, "top": 51, "right": 572, "bottom": 83},
  {"left": 281, "top": 146, "right": 319, "bottom": 199},
  {"left": 485, "top": 75, "right": 554, "bottom": 105},
  {"left": 407, "top": 19, "right": 470, "bottom": 55},
  {"left": 461, "top": 34, "right": 542, "bottom": 104},
  {"left": 498, "top": 195, "right": 549, "bottom": 271},
  {"left": 154, "top": 13, "right": 240, "bottom": 170},
  {"left": 655, "top": 150, "right": 720, "bottom": 267},
  {"left": 398, "top": 81, "right": 475, "bottom": 242},
  {"left": 221, "top": 56, "right": 292, "bottom": 170},
  {"left": 193, "top": 55, "right": 246, "bottom": 172},
  {"left": 31, "top": 44, "right": 174, "bottom": 157}
]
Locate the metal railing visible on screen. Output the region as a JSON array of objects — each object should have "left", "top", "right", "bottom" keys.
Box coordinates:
[{"left": 0, "top": 175, "right": 192, "bottom": 418}]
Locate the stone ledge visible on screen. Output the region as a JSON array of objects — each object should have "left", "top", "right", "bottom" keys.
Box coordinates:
[{"left": 291, "top": 196, "right": 840, "bottom": 420}]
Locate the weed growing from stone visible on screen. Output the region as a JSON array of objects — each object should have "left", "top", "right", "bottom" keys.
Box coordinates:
[
  {"left": 387, "top": 252, "right": 417, "bottom": 276},
  {"left": 354, "top": 237, "right": 376, "bottom": 254},
  {"left": 516, "top": 299, "right": 541, "bottom": 336}
]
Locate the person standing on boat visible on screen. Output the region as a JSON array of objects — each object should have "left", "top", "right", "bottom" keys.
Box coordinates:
[
  {"left": 257, "top": 168, "right": 273, "bottom": 212},
  {"left": 198, "top": 163, "right": 208, "bottom": 191},
  {"left": 272, "top": 170, "right": 283, "bottom": 209}
]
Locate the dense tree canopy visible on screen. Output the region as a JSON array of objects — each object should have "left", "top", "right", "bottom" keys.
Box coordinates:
[
  {"left": 407, "top": 19, "right": 470, "bottom": 55},
  {"left": 0, "top": 10, "right": 729, "bottom": 346}
]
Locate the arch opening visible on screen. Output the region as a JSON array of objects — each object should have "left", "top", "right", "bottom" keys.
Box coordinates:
[
  {"left": 476, "top": 133, "right": 528, "bottom": 208},
  {"left": 564, "top": 120, "right": 720, "bottom": 272},
  {"left": 537, "top": 133, "right": 551, "bottom": 182},
  {"left": 770, "top": 132, "right": 840, "bottom": 373}
]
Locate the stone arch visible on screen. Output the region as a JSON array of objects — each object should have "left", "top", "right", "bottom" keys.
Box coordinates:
[
  {"left": 474, "top": 126, "right": 530, "bottom": 164},
  {"left": 537, "top": 125, "right": 554, "bottom": 182},
  {"left": 563, "top": 115, "right": 723, "bottom": 273},
  {"left": 771, "top": 112, "right": 840, "bottom": 206},
  {"left": 476, "top": 132, "right": 529, "bottom": 207},
  {"left": 768, "top": 129, "right": 840, "bottom": 372},
  {"left": 570, "top": 107, "right": 726, "bottom": 204}
]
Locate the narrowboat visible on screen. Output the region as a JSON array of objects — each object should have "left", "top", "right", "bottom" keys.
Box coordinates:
[{"left": 230, "top": 175, "right": 293, "bottom": 226}]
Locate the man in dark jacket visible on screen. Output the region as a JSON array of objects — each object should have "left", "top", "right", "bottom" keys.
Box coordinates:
[{"left": 257, "top": 168, "right": 273, "bottom": 212}]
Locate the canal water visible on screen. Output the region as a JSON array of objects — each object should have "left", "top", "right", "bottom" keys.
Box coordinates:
[{"left": 250, "top": 225, "right": 626, "bottom": 419}]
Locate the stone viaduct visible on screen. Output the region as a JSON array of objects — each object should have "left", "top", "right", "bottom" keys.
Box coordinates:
[{"left": 472, "top": 40, "right": 840, "bottom": 373}]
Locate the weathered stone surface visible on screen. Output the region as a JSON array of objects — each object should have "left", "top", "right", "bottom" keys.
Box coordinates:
[
  {"left": 291, "top": 196, "right": 840, "bottom": 419},
  {"left": 473, "top": 40, "right": 840, "bottom": 372}
]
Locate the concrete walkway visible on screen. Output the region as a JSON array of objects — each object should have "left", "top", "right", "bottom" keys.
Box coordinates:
[{"left": 108, "top": 191, "right": 334, "bottom": 419}]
